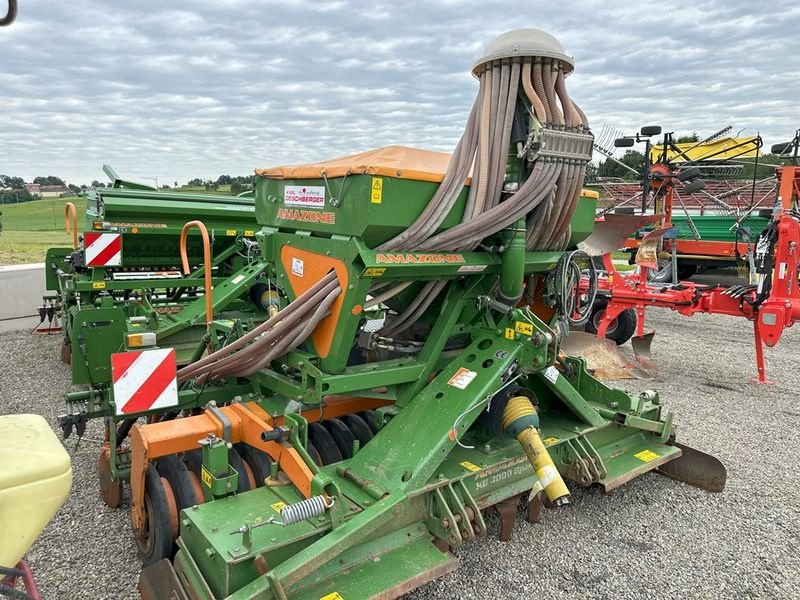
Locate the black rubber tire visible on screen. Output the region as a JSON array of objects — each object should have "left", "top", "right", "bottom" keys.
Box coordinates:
[
  {"left": 646, "top": 259, "right": 672, "bottom": 283},
  {"left": 182, "top": 448, "right": 202, "bottom": 479},
  {"left": 340, "top": 414, "right": 374, "bottom": 449},
  {"left": 323, "top": 418, "right": 357, "bottom": 459},
  {"left": 227, "top": 447, "right": 252, "bottom": 493},
  {"left": 585, "top": 301, "right": 637, "bottom": 345},
  {"left": 156, "top": 455, "right": 202, "bottom": 510},
  {"left": 358, "top": 410, "right": 382, "bottom": 434},
  {"left": 676, "top": 263, "right": 697, "bottom": 280},
  {"left": 308, "top": 422, "right": 342, "bottom": 465},
  {"left": 306, "top": 441, "right": 323, "bottom": 466},
  {"left": 236, "top": 443, "right": 272, "bottom": 487},
  {"left": 137, "top": 464, "right": 173, "bottom": 566}
]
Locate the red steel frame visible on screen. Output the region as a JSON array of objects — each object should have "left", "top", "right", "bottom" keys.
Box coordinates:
[{"left": 588, "top": 166, "right": 800, "bottom": 384}]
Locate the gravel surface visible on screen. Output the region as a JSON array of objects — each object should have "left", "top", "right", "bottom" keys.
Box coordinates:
[{"left": 3, "top": 270, "right": 799, "bottom": 599}]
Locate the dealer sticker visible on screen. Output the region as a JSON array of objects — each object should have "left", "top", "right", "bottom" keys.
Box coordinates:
[
  {"left": 544, "top": 365, "right": 559, "bottom": 383},
  {"left": 448, "top": 367, "right": 477, "bottom": 390},
  {"left": 284, "top": 185, "right": 325, "bottom": 209}
]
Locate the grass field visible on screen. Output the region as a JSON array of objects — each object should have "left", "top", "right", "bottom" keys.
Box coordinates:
[{"left": 0, "top": 196, "right": 78, "bottom": 264}]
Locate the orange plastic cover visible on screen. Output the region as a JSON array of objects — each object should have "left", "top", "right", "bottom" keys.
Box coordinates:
[{"left": 255, "top": 145, "right": 471, "bottom": 184}]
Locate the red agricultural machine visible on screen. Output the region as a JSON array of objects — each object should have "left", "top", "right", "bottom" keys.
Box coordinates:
[{"left": 577, "top": 133, "right": 800, "bottom": 383}]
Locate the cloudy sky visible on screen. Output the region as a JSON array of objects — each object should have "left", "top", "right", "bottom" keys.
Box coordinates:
[{"left": 2, "top": 0, "right": 798, "bottom": 185}]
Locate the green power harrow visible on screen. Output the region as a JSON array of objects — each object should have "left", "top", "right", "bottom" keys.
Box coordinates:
[{"left": 62, "top": 30, "right": 724, "bottom": 599}]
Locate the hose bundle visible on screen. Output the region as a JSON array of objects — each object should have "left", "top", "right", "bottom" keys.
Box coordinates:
[{"left": 179, "top": 30, "right": 593, "bottom": 383}]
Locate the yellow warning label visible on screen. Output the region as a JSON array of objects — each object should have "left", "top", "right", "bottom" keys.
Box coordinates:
[
  {"left": 542, "top": 437, "right": 560, "bottom": 446},
  {"left": 201, "top": 466, "right": 212, "bottom": 488},
  {"left": 514, "top": 321, "right": 533, "bottom": 336},
  {"left": 363, "top": 267, "right": 386, "bottom": 277},
  {"left": 371, "top": 177, "right": 383, "bottom": 204},
  {"left": 504, "top": 328, "right": 515, "bottom": 340},
  {"left": 92, "top": 282, "right": 106, "bottom": 289},
  {"left": 271, "top": 501, "right": 287, "bottom": 513},
  {"left": 634, "top": 449, "right": 660, "bottom": 462},
  {"left": 226, "top": 229, "right": 237, "bottom": 236},
  {"left": 460, "top": 461, "right": 481, "bottom": 472},
  {"left": 320, "top": 593, "right": 344, "bottom": 600},
  {"left": 244, "top": 230, "right": 255, "bottom": 236}
]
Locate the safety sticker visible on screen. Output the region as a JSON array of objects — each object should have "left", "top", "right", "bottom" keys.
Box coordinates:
[
  {"left": 371, "top": 177, "right": 383, "bottom": 204},
  {"left": 244, "top": 230, "right": 255, "bottom": 236},
  {"left": 542, "top": 437, "right": 559, "bottom": 446},
  {"left": 201, "top": 466, "right": 212, "bottom": 488},
  {"left": 460, "top": 461, "right": 481, "bottom": 472},
  {"left": 634, "top": 449, "right": 660, "bottom": 462},
  {"left": 320, "top": 593, "right": 344, "bottom": 600},
  {"left": 543, "top": 365, "right": 559, "bottom": 384},
  {"left": 285, "top": 185, "right": 325, "bottom": 209},
  {"left": 504, "top": 328, "right": 515, "bottom": 340},
  {"left": 226, "top": 229, "right": 237, "bottom": 236},
  {"left": 291, "top": 257, "right": 304, "bottom": 277},
  {"left": 271, "top": 501, "right": 287, "bottom": 513},
  {"left": 779, "top": 262, "right": 788, "bottom": 279},
  {"left": 515, "top": 321, "right": 533, "bottom": 336},
  {"left": 363, "top": 267, "right": 386, "bottom": 277},
  {"left": 92, "top": 282, "right": 106, "bottom": 289},
  {"left": 448, "top": 367, "right": 477, "bottom": 390}
]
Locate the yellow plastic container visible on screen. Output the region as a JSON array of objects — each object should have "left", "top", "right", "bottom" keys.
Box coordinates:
[{"left": 0, "top": 414, "right": 72, "bottom": 567}]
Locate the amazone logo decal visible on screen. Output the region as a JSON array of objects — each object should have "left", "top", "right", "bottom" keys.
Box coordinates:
[
  {"left": 375, "top": 253, "right": 466, "bottom": 264},
  {"left": 277, "top": 208, "right": 336, "bottom": 224}
]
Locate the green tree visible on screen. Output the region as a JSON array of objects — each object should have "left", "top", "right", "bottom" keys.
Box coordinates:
[
  {"left": 676, "top": 132, "right": 700, "bottom": 144},
  {"left": 597, "top": 150, "right": 644, "bottom": 180},
  {"left": 33, "top": 175, "right": 65, "bottom": 186}
]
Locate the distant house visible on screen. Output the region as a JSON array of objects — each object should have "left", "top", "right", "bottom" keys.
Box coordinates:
[
  {"left": 40, "top": 185, "right": 70, "bottom": 198},
  {"left": 24, "top": 183, "right": 41, "bottom": 196}
]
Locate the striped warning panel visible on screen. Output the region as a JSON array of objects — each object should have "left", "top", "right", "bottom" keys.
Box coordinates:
[
  {"left": 111, "top": 348, "right": 178, "bottom": 415},
  {"left": 84, "top": 232, "right": 122, "bottom": 267}
]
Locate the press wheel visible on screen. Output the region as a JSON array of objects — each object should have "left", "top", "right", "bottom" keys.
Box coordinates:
[
  {"left": 324, "top": 418, "right": 356, "bottom": 459},
  {"left": 157, "top": 455, "right": 203, "bottom": 509},
  {"left": 236, "top": 443, "right": 272, "bottom": 487},
  {"left": 136, "top": 464, "right": 176, "bottom": 566},
  {"left": 308, "top": 422, "right": 342, "bottom": 465},
  {"left": 340, "top": 414, "right": 374, "bottom": 448}
]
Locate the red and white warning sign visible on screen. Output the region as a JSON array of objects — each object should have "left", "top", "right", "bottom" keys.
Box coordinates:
[
  {"left": 84, "top": 232, "right": 122, "bottom": 267},
  {"left": 111, "top": 348, "right": 178, "bottom": 415}
]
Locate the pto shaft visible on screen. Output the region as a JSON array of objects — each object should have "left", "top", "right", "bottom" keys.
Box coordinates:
[{"left": 501, "top": 395, "right": 570, "bottom": 506}]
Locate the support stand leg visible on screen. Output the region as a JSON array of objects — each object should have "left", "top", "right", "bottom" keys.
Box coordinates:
[{"left": 751, "top": 319, "right": 774, "bottom": 385}]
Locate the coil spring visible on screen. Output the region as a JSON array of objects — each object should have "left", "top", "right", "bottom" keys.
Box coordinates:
[{"left": 280, "top": 495, "right": 333, "bottom": 526}]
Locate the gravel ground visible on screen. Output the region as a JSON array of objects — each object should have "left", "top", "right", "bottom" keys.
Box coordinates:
[{"left": 3, "top": 270, "right": 799, "bottom": 599}]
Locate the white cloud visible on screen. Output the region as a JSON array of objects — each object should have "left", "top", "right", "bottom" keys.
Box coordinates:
[{"left": 0, "top": 0, "right": 797, "bottom": 184}]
